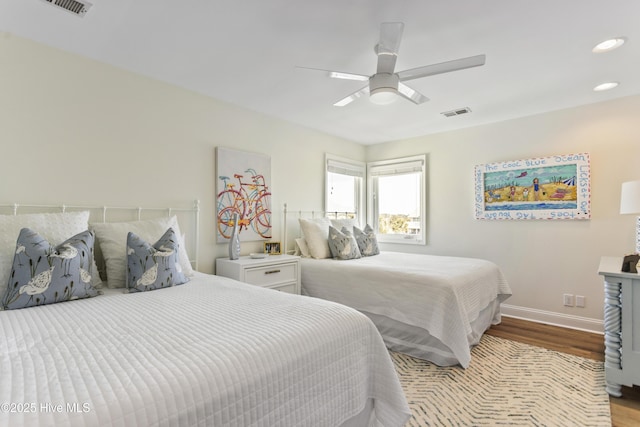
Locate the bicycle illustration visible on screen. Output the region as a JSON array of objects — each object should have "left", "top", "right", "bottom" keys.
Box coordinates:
[{"left": 217, "top": 169, "right": 271, "bottom": 240}]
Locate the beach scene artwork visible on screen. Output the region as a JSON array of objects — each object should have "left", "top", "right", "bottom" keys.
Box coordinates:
[{"left": 475, "top": 153, "right": 590, "bottom": 220}]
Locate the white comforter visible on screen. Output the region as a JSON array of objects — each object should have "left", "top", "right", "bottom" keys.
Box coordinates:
[
  {"left": 301, "top": 252, "right": 512, "bottom": 368},
  {"left": 0, "top": 272, "right": 410, "bottom": 427}
]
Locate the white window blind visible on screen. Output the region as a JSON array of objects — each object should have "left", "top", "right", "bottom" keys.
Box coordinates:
[
  {"left": 327, "top": 158, "right": 365, "bottom": 177},
  {"left": 368, "top": 159, "right": 424, "bottom": 176}
]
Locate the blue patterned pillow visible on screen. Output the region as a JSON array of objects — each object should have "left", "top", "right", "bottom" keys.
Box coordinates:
[
  {"left": 126, "top": 227, "right": 188, "bottom": 292},
  {"left": 328, "top": 226, "right": 362, "bottom": 260},
  {"left": 2, "top": 228, "right": 99, "bottom": 310},
  {"left": 353, "top": 224, "right": 380, "bottom": 256}
]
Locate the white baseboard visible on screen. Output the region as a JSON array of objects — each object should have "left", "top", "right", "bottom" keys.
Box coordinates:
[{"left": 500, "top": 304, "right": 604, "bottom": 334}]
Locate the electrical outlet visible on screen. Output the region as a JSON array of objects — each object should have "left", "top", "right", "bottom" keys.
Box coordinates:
[
  {"left": 563, "top": 293, "right": 574, "bottom": 307},
  {"left": 576, "top": 295, "right": 586, "bottom": 308}
]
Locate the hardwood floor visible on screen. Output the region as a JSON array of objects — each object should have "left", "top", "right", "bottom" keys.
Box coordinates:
[{"left": 487, "top": 316, "right": 640, "bottom": 427}]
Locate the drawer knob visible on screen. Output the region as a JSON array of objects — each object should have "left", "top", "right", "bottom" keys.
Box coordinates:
[{"left": 264, "top": 269, "right": 281, "bottom": 275}]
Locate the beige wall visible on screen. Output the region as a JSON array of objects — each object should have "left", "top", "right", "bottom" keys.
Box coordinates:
[
  {"left": 2, "top": 35, "right": 639, "bottom": 331},
  {"left": 0, "top": 35, "right": 364, "bottom": 273},
  {"left": 367, "top": 95, "right": 640, "bottom": 330}
]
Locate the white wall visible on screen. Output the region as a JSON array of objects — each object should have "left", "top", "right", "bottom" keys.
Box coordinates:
[
  {"left": 366, "top": 95, "right": 640, "bottom": 331},
  {"left": 0, "top": 35, "right": 365, "bottom": 273},
  {"left": 3, "top": 35, "right": 639, "bottom": 331}
]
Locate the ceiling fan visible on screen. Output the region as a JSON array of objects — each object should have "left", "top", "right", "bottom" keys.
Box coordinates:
[{"left": 298, "top": 22, "right": 486, "bottom": 107}]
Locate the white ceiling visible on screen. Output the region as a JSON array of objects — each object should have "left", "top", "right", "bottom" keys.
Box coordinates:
[{"left": 2, "top": 0, "right": 640, "bottom": 145}]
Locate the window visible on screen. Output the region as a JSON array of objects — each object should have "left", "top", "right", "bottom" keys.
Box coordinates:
[
  {"left": 325, "top": 154, "right": 365, "bottom": 227},
  {"left": 367, "top": 155, "right": 426, "bottom": 244},
  {"left": 324, "top": 153, "right": 426, "bottom": 245}
]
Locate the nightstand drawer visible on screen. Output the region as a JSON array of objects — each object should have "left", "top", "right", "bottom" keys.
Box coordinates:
[
  {"left": 245, "top": 262, "right": 297, "bottom": 286},
  {"left": 216, "top": 255, "right": 301, "bottom": 295}
]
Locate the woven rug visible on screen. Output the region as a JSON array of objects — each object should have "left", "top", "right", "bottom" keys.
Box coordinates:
[{"left": 392, "top": 335, "right": 611, "bottom": 426}]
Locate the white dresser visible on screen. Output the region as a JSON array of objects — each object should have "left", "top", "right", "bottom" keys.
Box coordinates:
[
  {"left": 598, "top": 256, "right": 640, "bottom": 396},
  {"left": 216, "top": 254, "right": 301, "bottom": 294}
]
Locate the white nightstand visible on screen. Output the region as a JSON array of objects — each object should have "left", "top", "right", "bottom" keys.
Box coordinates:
[{"left": 216, "top": 254, "right": 301, "bottom": 294}]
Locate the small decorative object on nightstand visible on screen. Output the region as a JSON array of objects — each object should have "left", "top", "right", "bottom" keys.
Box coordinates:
[
  {"left": 228, "top": 213, "right": 241, "bottom": 260},
  {"left": 216, "top": 254, "right": 301, "bottom": 294},
  {"left": 264, "top": 241, "right": 281, "bottom": 255}
]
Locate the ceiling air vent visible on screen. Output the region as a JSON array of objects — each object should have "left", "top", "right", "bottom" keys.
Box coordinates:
[
  {"left": 39, "top": 0, "right": 92, "bottom": 17},
  {"left": 441, "top": 107, "right": 472, "bottom": 117}
]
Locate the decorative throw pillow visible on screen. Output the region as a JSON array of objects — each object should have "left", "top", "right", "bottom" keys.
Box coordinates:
[
  {"left": 126, "top": 228, "right": 188, "bottom": 292},
  {"left": 298, "top": 218, "right": 332, "bottom": 259},
  {"left": 0, "top": 211, "right": 102, "bottom": 297},
  {"left": 353, "top": 224, "right": 380, "bottom": 257},
  {"left": 92, "top": 216, "right": 194, "bottom": 288},
  {"left": 2, "top": 228, "right": 100, "bottom": 310},
  {"left": 327, "top": 226, "right": 362, "bottom": 260},
  {"left": 330, "top": 218, "right": 360, "bottom": 234}
]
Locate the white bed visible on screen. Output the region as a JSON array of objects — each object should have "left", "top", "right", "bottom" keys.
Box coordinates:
[
  {"left": 300, "top": 252, "right": 512, "bottom": 368},
  {"left": 284, "top": 207, "right": 512, "bottom": 368},
  {"left": 0, "top": 203, "right": 411, "bottom": 427}
]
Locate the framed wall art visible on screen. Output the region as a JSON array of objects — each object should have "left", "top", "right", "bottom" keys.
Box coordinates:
[
  {"left": 474, "top": 153, "right": 590, "bottom": 220},
  {"left": 216, "top": 147, "right": 272, "bottom": 242}
]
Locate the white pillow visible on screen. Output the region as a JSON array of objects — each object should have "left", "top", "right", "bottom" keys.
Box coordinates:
[
  {"left": 0, "top": 211, "right": 102, "bottom": 297},
  {"left": 91, "top": 216, "right": 194, "bottom": 289},
  {"left": 294, "top": 238, "right": 311, "bottom": 258},
  {"left": 298, "top": 218, "right": 332, "bottom": 259}
]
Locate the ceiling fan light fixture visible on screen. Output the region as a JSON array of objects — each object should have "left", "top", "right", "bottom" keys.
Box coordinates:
[
  {"left": 369, "top": 73, "right": 399, "bottom": 105},
  {"left": 370, "top": 88, "right": 398, "bottom": 105}
]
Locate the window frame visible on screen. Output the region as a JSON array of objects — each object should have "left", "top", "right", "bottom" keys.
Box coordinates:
[
  {"left": 366, "top": 154, "right": 426, "bottom": 245},
  {"left": 324, "top": 153, "right": 366, "bottom": 227}
]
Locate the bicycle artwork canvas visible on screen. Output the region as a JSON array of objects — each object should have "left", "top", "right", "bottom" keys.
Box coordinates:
[{"left": 216, "top": 147, "right": 272, "bottom": 243}]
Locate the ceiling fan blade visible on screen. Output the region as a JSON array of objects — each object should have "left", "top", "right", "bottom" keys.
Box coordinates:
[
  {"left": 376, "top": 22, "right": 404, "bottom": 74},
  {"left": 333, "top": 86, "right": 369, "bottom": 107},
  {"left": 397, "top": 83, "right": 429, "bottom": 104},
  {"left": 397, "top": 54, "right": 486, "bottom": 82},
  {"left": 295, "top": 66, "right": 368, "bottom": 81}
]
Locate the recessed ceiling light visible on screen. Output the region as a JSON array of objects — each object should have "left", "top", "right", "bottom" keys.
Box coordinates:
[
  {"left": 592, "top": 38, "right": 625, "bottom": 53},
  {"left": 593, "top": 82, "right": 619, "bottom": 92}
]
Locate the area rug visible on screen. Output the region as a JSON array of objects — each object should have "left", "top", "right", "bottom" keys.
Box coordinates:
[{"left": 392, "top": 335, "right": 611, "bottom": 426}]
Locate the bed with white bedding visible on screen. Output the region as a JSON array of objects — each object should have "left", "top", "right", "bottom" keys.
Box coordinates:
[
  {"left": 0, "top": 203, "right": 411, "bottom": 427},
  {"left": 301, "top": 252, "right": 512, "bottom": 368},
  {"left": 286, "top": 211, "right": 512, "bottom": 368}
]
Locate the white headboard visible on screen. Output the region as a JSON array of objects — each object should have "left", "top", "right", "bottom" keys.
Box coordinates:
[
  {"left": 282, "top": 203, "right": 356, "bottom": 255},
  {"left": 0, "top": 200, "right": 201, "bottom": 270}
]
